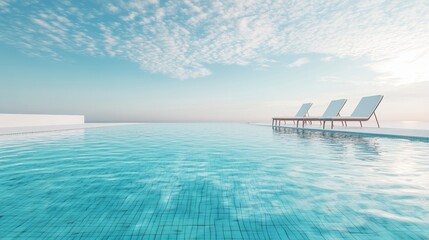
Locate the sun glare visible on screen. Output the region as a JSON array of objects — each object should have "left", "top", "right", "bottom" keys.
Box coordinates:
[{"left": 371, "top": 49, "right": 429, "bottom": 85}]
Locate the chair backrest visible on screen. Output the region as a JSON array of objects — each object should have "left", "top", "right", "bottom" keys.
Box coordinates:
[
  {"left": 351, "top": 95, "right": 384, "bottom": 118},
  {"left": 322, "top": 99, "right": 347, "bottom": 118},
  {"left": 295, "top": 103, "right": 313, "bottom": 117}
]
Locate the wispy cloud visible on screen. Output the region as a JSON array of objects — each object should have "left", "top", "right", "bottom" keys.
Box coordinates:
[
  {"left": 0, "top": 0, "right": 428, "bottom": 81},
  {"left": 321, "top": 56, "right": 333, "bottom": 62},
  {"left": 287, "top": 58, "right": 310, "bottom": 68},
  {"left": 254, "top": 58, "right": 276, "bottom": 71}
]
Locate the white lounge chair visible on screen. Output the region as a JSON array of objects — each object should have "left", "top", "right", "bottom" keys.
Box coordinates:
[
  {"left": 296, "top": 99, "right": 347, "bottom": 128},
  {"left": 272, "top": 103, "right": 312, "bottom": 126},
  {"left": 322, "top": 95, "right": 383, "bottom": 129}
]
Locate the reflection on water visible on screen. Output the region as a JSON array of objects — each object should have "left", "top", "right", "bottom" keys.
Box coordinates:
[
  {"left": 272, "top": 126, "right": 382, "bottom": 161},
  {"left": 0, "top": 124, "right": 428, "bottom": 239}
]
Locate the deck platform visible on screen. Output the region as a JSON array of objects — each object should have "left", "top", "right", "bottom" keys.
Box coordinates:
[
  {"left": 258, "top": 122, "right": 429, "bottom": 140},
  {"left": 0, "top": 123, "right": 139, "bottom": 136}
]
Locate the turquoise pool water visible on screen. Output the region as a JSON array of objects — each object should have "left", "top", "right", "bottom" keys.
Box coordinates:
[{"left": 0, "top": 124, "right": 428, "bottom": 239}]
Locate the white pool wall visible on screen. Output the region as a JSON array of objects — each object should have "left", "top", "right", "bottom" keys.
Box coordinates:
[{"left": 0, "top": 114, "right": 84, "bottom": 128}]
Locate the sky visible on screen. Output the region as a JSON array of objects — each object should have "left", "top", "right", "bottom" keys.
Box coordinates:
[{"left": 0, "top": 0, "right": 429, "bottom": 122}]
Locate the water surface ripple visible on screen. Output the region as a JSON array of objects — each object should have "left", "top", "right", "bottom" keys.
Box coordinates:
[{"left": 0, "top": 124, "right": 428, "bottom": 239}]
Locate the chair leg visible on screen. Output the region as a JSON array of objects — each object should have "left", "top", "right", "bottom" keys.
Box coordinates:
[{"left": 374, "top": 112, "right": 380, "bottom": 128}]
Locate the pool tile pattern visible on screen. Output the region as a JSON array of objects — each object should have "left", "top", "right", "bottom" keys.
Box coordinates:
[{"left": 0, "top": 124, "right": 429, "bottom": 239}]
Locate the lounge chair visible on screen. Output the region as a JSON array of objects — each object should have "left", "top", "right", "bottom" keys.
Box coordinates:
[
  {"left": 272, "top": 103, "right": 312, "bottom": 126},
  {"left": 296, "top": 99, "right": 347, "bottom": 128},
  {"left": 321, "top": 95, "right": 383, "bottom": 129}
]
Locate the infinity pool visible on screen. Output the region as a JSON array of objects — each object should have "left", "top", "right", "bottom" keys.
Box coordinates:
[{"left": 0, "top": 124, "right": 428, "bottom": 239}]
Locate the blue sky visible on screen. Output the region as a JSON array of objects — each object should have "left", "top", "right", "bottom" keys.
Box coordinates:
[{"left": 1, "top": 0, "right": 428, "bottom": 122}]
